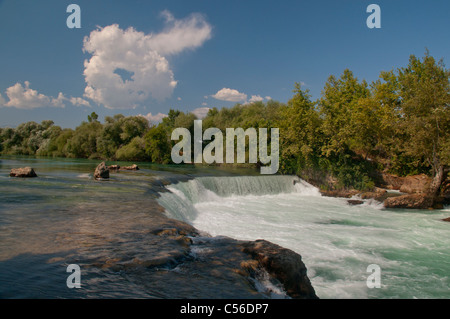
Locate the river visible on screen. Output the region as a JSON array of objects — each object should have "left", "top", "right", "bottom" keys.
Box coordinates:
[{"left": 0, "top": 157, "right": 449, "bottom": 298}]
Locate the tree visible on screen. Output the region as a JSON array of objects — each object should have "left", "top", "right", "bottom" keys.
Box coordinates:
[
  {"left": 279, "top": 83, "right": 321, "bottom": 175},
  {"left": 319, "top": 69, "right": 370, "bottom": 157},
  {"left": 144, "top": 125, "right": 172, "bottom": 164},
  {"left": 394, "top": 53, "right": 450, "bottom": 196},
  {"left": 87, "top": 112, "right": 99, "bottom": 123},
  {"left": 115, "top": 136, "right": 148, "bottom": 161},
  {"left": 65, "top": 121, "right": 102, "bottom": 158}
]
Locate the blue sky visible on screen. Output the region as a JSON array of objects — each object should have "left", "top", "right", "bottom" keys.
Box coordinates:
[{"left": 0, "top": 0, "right": 449, "bottom": 128}]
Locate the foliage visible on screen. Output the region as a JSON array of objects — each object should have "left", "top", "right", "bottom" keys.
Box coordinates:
[{"left": 1, "top": 53, "right": 448, "bottom": 191}]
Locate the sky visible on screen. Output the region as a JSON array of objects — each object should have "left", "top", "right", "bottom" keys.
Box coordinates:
[{"left": 0, "top": 0, "right": 449, "bottom": 128}]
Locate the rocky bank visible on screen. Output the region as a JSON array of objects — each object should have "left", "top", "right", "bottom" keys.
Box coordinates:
[{"left": 319, "top": 172, "right": 448, "bottom": 210}]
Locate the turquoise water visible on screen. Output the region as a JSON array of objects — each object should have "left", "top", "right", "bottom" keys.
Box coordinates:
[
  {"left": 158, "top": 176, "right": 450, "bottom": 299},
  {"left": 0, "top": 156, "right": 449, "bottom": 299}
]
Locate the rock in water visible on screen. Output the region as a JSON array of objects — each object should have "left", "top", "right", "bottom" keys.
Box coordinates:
[
  {"left": 240, "top": 240, "right": 318, "bottom": 299},
  {"left": 94, "top": 162, "right": 109, "bottom": 180},
  {"left": 347, "top": 199, "right": 364, "bottom": 206},
  {"left": 383, "top": 194, "right": 433, "bottom": 209},
  {"left": 10, "top": 167, "right": 37, "bottom": 178},
  {"left": 121, "top": 164, "right": 139, "bottom": 170}
]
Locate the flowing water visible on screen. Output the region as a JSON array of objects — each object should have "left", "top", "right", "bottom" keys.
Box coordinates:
[
  {"left": 0, "top": 157, "right": 449, "bottom": 298},
  {"left": 158, "top": 176, "right": 450, "bottom": 299}
]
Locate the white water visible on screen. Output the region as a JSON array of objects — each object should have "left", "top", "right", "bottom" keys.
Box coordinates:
[{"left": 157, "top": 175, "right": 450, "bottom": 299}]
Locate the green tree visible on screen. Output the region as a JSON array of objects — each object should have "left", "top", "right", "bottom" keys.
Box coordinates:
[
  {"left": 319, "top": 69, "right": 370, "bottom": 157},
  {"left": 115, "top": 136, "right": 148, "bottom": 161},
  {"left": 279, "top": 83, "right": 321, "bottom": 176},
  {"left": 394, "top": 53, "right": 450, "bottom": 196},
  {"left": 87, "top": 112, "right": 99, "bottom": 123},
  {"left": 65, "top": 121, "right": 102, "bottom": 158},
  {"left": 144, "top": 124, "right": 172, "bottom": 164}
]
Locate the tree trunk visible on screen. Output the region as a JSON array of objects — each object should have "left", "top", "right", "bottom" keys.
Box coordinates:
[{"left": 428, "top": 164, "right": 445, "bottom": 199}]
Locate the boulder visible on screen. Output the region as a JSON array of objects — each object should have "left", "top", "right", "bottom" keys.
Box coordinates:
[
  {"left": 240, "top": 239, "right": 318, "bottom": 299},
  {"left": 383, "top": 194, "right": 434, "bottom": 209},
  {"left": 380, "top": 173, "right": 432, "bottom": 194},
  {"left": 94, "top": 162, "right": 109, "bottom": 180},
  {"left": 442, "top": 217, "right": 450, "bottom": 222},
  {"left": 10, "top": 167, "right": 37, "bottom": 178},
  {"left": 360, "top": 188, "right": 388, "bottom": 201},
  {"left": 380, "top": 173, "right": 404, "bottom": 190},
  {"left": 399, "top": 174, "right": 431, "bottom": 194}
]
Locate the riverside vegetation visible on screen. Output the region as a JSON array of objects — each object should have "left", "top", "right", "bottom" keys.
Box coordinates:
[{"left": 1, "top": 53, "right": 449, "bottom": 208}]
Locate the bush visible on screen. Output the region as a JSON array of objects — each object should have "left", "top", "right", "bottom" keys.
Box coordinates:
[{"left": 115, "top": 137, "right": 148, "bottom": 161}]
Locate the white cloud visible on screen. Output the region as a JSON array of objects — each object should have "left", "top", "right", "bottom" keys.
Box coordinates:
[
  {"left": 70, "top": 97, "right": 91, "bottom": 107},
  {"left": 177, "top": 97, "right": 182, "bottom": 101},
  {"left": 248, "top": 95, "right": 264, "bottom": 103},
  {"left": 51, "top": 92, "right": 67, "bottom": 108},
  {"left": 3, "top": 81, "right": 64, "bottom": 109},
  {"left": 140, "top": 112, "right": 168, "bottom": 124},
  {"left": 211, "top": 88, "right": 247, "bottom": 102},
  {"left": 191, "top": 107, "right": 210, "bottom": 119},
  {"left": 0, "top": 81, "right": 93, "bottom": 109},
  {"left": 151, "top": 10, "right": 213, "bottom": 55},
  {"left": 201, "top": 102, "right": 208, "bottom": 106},
  {"left": 265, "top": 96, "right": 272, "bottom": 101},
  {"left": 82, "top": 11, "right": 212, "bottom": 110}
]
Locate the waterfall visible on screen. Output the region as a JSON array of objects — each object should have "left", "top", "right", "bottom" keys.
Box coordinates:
[{"left": 157, "top": 175, "right": 319, "bottom": 223}]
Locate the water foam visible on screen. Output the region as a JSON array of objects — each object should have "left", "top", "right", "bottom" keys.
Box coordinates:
[{"left": 157, "top": 175, "right": 450, "bottom": 299}]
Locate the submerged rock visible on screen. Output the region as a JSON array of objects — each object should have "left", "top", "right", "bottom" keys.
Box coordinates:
[
  {"left": 10, "top": 167, "right": 37, "bottom": 178},
  {"left": 108, "top": 165, "right": 120, "bottom": 171},
  {"left": 94, "top": 162, "right": 109, "bottom": 180},
  {"left": 121, "top": 164, "right": 139, "bottom": 171},
  {"left": 442, "top": 217, "right": 450, "bottom": 222},
  {"left": 347, "top": 199, "right": 364, "bottom": 206}
]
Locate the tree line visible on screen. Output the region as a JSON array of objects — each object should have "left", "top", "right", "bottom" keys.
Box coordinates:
[{"left": 1, "top": 53, "right": 449, "bottom": 193}]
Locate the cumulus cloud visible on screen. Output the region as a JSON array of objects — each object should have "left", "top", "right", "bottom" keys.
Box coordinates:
[
  {"left": 191, "top": 107, "right": 210, "bottom": 119},
  {"left": 51, "top": 92, "right": 67, "bottom": 108},
  {"left": 0, "top": 81, "right": 93, "bottom": 109},
  {"left": 248, "top": 95, "right": 264, "bottom": 103},
  {"left": 70, "top": 97, "right": 91, "bottom": 107},
  {"left": 265, "top": 96, "right": 272, "bottom": 101},
  {"left": 140, "top": 112, "right": 168, "bottom": 124},
  {"left": 151, "top": 10, "right": 213, "bottom": 55},
  {"left": 82, "top": 11, "right": 212, "bottom": 109},
  {"left": 3, "top": 81, "right": 64, "bottom": 109},
  {"left": 211, "top": 88, "right": 247, "bottom": 102}
]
